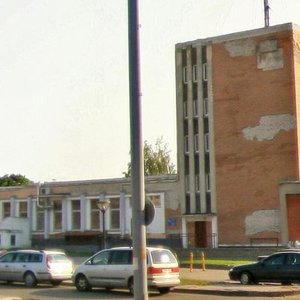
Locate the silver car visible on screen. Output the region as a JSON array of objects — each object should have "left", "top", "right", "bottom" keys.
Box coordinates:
[
  {"left": 72, "top": 246, "right": 180, "bottom": 294},
  {"left": 0, "top": 249, "right": 73, "bottom": 287}
]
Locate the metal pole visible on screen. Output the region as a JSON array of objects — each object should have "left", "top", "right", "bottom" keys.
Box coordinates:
[
  {"left": 264, "top": 0, "right": 270, "bottom": 27},
  {"left": 102, "top": 211, "right": 106, "bottom": 249},
  {"left": 128, "top": 0, "right": 148, "bottom": 299}
]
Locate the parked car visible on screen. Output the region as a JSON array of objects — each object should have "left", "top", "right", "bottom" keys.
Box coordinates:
[
  {"left": 72, "top": 246, "right": 180, "bottom": 294},
  {"left": 0, "top": 249, "right": 73, "bottom": 287},
  {"left": 229, "top": 251, "right": 300, "bottom": 285}
]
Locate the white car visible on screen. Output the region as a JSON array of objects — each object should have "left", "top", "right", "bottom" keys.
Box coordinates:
[
  {"left": 0, "top": 249, "right": 73, "bottom": 287},
  {"left": 72, "top": 246, "right": 180, "bottom": 294}
]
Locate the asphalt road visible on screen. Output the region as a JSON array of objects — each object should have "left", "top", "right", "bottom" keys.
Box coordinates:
[{"left": 0, "top": 284, "right": 300, "bottom": 300}]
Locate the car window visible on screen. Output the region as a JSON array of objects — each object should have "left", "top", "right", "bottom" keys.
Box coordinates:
[
  {"left": 287, "top": 253, "right": 300, "bottom": 266},
  {"left": 0, "top": 253, "right": 16, "bottom": 263},
  {"left": 91, "top": 251, "right": 110, "bottom": 265},
  {"left": 15, "top": 253, "right": 30, "bottom": 262},
  {"left": 110, "top": 250, "right": 132, "bottom": 265},
  {"left": 29, "top": 254, "right": 43, "bottom": 263},
  {"left": 264, "top": 254, "right": 285, "bottom": 266},
  {"left": 151, "top": 250, "right": 177, "bottom": 264},
  {"left": 47, "top": 254, "right": 68, "bottom": 262}
]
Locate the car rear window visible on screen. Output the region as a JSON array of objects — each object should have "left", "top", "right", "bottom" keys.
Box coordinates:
[
  {"left": 150, "top": 250, "right": 177, "bottom": 264},
  {"left": 47, "top": 254, "right": 68, "bottom": 263}
]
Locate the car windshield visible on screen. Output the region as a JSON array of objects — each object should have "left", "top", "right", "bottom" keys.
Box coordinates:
[{"left": 151, "top": 250, "right": 177, "bottom": 264}]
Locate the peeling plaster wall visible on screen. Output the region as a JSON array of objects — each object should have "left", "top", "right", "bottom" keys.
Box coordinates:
[
  {"left": 242, "top": 114, "right": 295, "bottom": 141},
  {"left": 245, "top": 210, "right": 280, "bottom": 235}
]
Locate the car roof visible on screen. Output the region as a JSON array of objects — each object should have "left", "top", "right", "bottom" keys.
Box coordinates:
[{"left": 103, "top": 246, "right": 172, "bottom": 252}]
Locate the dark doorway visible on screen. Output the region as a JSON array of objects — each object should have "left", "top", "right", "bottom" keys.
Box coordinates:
[{"left": 195, "top": 221, "right": 207, "bottom": 247}]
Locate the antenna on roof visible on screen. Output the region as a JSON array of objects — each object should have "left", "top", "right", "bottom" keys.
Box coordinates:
[{"left": 264, "top": 0, "right": 270, "bottom": 27}]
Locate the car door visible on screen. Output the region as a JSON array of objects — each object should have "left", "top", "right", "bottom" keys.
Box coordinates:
[
  {"left": 257, "top": 253, "right": 287, "bottom": 282},
  {"left": 0, "top": 252, "right": 17, "bottom": 281},
  {"left": 10, "top": 252, "right": 31, "bottom": 282},
  {"left": 106, "top": 250, "right": 133, "bottom": 288},
  {"left": 84, "top": 250, "right": 111, "bottom": 287},
  {"left": 285, "top": 252, "right": 300, "bottom": 282}
]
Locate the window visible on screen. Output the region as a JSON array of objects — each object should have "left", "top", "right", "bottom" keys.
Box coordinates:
[
  {"left": 192, "top": 65, "right": 198, "bottom": 82},
  {"left": 194, "top": 134, "right": 199, "bottom": 153},
  {"left": 148, "top": 195, "right": 161, "bottom": 208},
  {"left": 10, "top": 235, "right": 16, "bottom": 247},
  {"left": 202, "top": 63, "right": 208, "bottom": 81},
  {"left": 193, "top": 100, "right": 198, "bottom": 117},
  {"left": 195, "top": 174, "right": 200, "bottom": 192},
  {"left": 184, "top": 135, "right": 189, "bottom": 153},
  {"left": 110, "top": 250, "right": 132, "bottom": 265},
  {"left": 204, "top": 133, "right": 209, "bottom": 152},
  {"left": 203, "top": 98, "right": 209, "bottom": 117},
  {"left": 91, "top": 199, "right": 100, "bottom": 230},
  {"left": 36, "top": 205, "right": 45, "bottom": 231},
  {"left": 205, "top": 173, "right": 211, "bottom": 192},
  {"left": 71, "top": 200, "right": 81, "bottom": 230},
  {"left": 183, "top": 101, "right": 188, "bottom": 118},
  {"left": 19, "top": 201, "right": 27, "bottom": 218},
  {"left": 183, "top": 66, "right": 188, "bottom": 84},
  {"left": 91, "top": 250, "right": 110, "bottom": 265},
  {"left": 3, "top": 202, "right": 10, "bottom": 218},
  {"left": 53, "top": 200, "right": 62, "bottom": 231},
  {"left": 185, "top": 175, "right": 190, "bottom": 193},
  {"left": 109, "top": 198, "right": 120, "bottom": 230}
]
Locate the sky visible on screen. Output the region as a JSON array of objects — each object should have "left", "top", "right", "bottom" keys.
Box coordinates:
[{"left": 1, "top": 0, "right": 300, "bottom": 183}]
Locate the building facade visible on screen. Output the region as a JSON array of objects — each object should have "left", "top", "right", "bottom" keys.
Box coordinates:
[
  {"left": 176, "top": 23, "right": 300, "bottom": 247},
  {"left": 0, "top": 175, "right": 181, "bottom": 251}
]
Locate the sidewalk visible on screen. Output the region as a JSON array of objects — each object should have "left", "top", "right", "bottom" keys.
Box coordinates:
[{"left": 176, "top": 268, "right": 300, "bottom": 297}]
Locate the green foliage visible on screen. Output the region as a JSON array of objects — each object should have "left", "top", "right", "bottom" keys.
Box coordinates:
[
  {"left": 124, "top": 137, "right": 176, "bottom": 177},
  {"left": 0, "top": 174, "right": 31, "bottom": 187}
]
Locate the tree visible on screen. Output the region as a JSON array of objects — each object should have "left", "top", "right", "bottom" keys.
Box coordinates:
[
  {"left": 123, "top": 137, "right": 176, "bottom": 177},
  {"left": 0, "top": 174, "right": 31, "bottom": 187}
]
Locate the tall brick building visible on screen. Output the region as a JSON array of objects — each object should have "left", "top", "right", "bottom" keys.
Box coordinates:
[{"left": 176, "top": 23, "right": 300, "bottom": 247}]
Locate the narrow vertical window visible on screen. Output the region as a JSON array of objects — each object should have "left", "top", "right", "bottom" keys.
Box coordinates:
[
  {"left": 194, "top": 134, "right": 199, "bottom": 153},
  {"left": 36, "top": 205, "right": 45, "bottom": 231},
  {"left": 193, "top": 100, "right": 198, "bottom": 117},
  {"left": 185, "top": 175, "right": 190, "bottom": 193},
  {"left": 183, "top": 101, "right": 188, "bottom": 118},
  {"left": 195, "top": 174, "right": 200, "bottom": 192},
  {"left": 19, "top": 202, "right": 27, "bottom": 218},
  {"left": 91, "top": 199, "right": 100, "bottom": 230},
  {"left": 184, "top": 135, "right": 189, "bottom": 153},
  {"left": 110, "top": 198, "right": 120, "bottom": 230},
  {"left": 192, "top": 65, "right": 198, "bottom": 82},
  {"left": 71, "top": 200, "right": 81, "bottom": 230},
  {"left": 206, "top": 173, "right": 211, "bottom": 192},
  {"left": 183, "top": 66, "right": 188, "bottom": 84},
  {"left": 3, "top": 202, "right": 10, "bottom": 218},
  {"left": 204, "top": 133, "right": 209, "bottom": 152},
  {"left": 203, "top": 98, "right": 209, "bottom": 117},
  {"left": 53, "top": 200, "right": 62, "bottom": 231},
  {"left": 202, "top": 63, "right": 208, "bottom": 81}
]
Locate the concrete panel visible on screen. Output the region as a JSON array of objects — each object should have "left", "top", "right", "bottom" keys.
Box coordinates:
[
  {"left": 245, "top": 210, "right": 280, "bottom": 235},
  {"left": 224, "top": 38, "right": 256, "bottom": 57},
  {"left": 242, "top": 114, "right": 295, "bottom": 141},
  {"left": 257, "top": 48, "right": 284, "bottom": 71}
]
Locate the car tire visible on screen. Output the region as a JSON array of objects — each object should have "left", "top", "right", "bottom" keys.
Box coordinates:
[
  {"left": 240, "top": 272, "right": 252, "bottom": 285},
  {"left": 158, "top": 287, "right": 171, "bottom": 294},
  {"left": 128, "top": 277, "right": 134, "bottom": 295},
  {"left": 75, "top": 274, "right": 91, "bottom": 292},
  {"left": 24, "top": 272, "right": 37, "bottom": 288}
]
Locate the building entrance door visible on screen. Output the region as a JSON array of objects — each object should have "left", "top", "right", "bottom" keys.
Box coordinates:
[
  {"left": 195, "top": 221, "right": 207, "bottom": 247},
  {"left": 287, "top": 195, "right": 300, "bottom": 241}
]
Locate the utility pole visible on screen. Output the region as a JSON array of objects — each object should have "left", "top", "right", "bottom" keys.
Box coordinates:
[
  {"left": 264, "top": 0, "right": 270, "bottom": 27},
  {"left": 128, "top": 1, "right": 148, "bottom": 299}
]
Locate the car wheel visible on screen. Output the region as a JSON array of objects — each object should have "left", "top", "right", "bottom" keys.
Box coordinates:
[
  {"left": 240, "top": 272, "right": 252, "bottom": 285},
  {"left": 24, "top": 272, "right": 37, "bottom": 288},
  {"left": 75, "top": 274, "right": 91, "bottom": 292},
  {"left": 128, "top": 277, "right": 134, "bottom": 295},
  {"left": 158, "top": 287, "right": 171, "bottom": 294}
]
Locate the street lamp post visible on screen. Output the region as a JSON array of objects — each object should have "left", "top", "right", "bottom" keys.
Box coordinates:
[{"left": 97, "top": 199, "right": 110, "bottom": 249}]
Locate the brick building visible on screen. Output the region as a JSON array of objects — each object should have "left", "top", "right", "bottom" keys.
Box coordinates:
[{"left": 176, "top": 23, "right": 300, "bottom": 247}]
